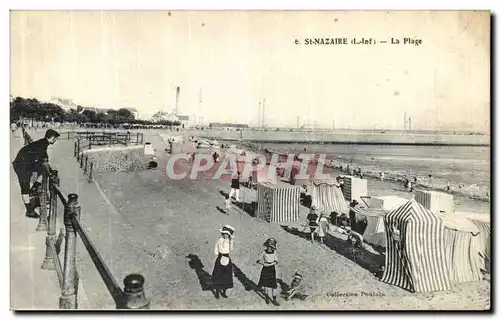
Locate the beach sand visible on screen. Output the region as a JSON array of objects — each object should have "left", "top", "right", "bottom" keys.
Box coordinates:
[{"left": 71, "top": 131, "right": 489, "bottom": 310}]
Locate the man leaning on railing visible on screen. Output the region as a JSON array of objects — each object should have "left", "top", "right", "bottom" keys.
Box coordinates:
[{"left": 12, "top": 129, "right": 60, "bottom": 218}]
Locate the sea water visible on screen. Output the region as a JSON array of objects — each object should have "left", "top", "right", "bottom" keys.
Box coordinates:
[{"left": 262, "top": 143, "right": 490, "bottom": 201}]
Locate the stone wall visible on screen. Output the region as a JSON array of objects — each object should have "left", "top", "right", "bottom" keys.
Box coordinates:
[{"left": 83, "top": 145, "right": 148, "bottom": 172}]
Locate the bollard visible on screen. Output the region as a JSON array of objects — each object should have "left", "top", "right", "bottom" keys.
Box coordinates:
[
  {"left": 59, "top": 194, "right": 80, "bottom": 309},
  {"left": 121, "top": 274, "right": 150, "bottom": 309},
  {"left": 42, "top": 170, "right": 59, "bottom": 270},
  {"left": 67, "top": 131, "right": 70, "bottom": 140},
  {"left": 36, "top": 158, "right": 50, "bottom": 232},
  {"left": 80, "top": 153, "right": 84, "bottom": 168},
  {"left": 84, "top": 155, "right": 88, "bottom": 174},
  {"left": 74, "top": 141, "right": 77, "bottom": 158},
  {"left": 140, "top": 133, "right": 144, "bottom": 145},
  {"left": 88, "top": 162, "right": 93, "bottom": 183},
  {"left": 88, "top": 138, "right": 92, "bottom": 150}
]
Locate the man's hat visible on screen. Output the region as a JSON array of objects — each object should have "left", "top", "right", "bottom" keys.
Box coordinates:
[{"left": 45, "top": 129, "right": 60, "bottom": 138}]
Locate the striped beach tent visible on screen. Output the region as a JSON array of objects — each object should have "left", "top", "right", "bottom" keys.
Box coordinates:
[
  {"left": 381, "top": 199, "right": 452, "bottom": 293},
  {"left": 256, "top": 182, "right": 301, "bottom": 223},
  {"left": 455, "top": 212, "right": 491, "bottom": 272},
  {"left": 351, "top": 207, "right": 388, "bottom": 248},
  {"left": 310, "top": 181, "right": 349, "bottom": 215},
  {"left": 439, "top": 213, "right": 483, "bottom": 284}
]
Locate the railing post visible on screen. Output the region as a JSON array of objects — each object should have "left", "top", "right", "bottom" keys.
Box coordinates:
[
  {"left": 74, "top": 141, "right": 77, "bottom": 158},
  {"left": 136, "top": 133, "right": 139, "bottom": 145},
  {"left": 84, "top": 155, "right": 88, "bottom": 175},
  {"left": 88, "top": 162, "right": 93, "bottom": 183},
  {"left": 77, "top": 139, "right": 80, "bottom": 160},
  {"left": 42, "top": 170, "right": 59, "bottom": 270},
  {"left": 59, "top": 194, "right": 80, "bottom": 309},
  {"left": 36, "top": 157, "right": 50, "bottom": 232},
  {"left": 141, "top": 133, "right": 144, "bottom": 145},
  {"left": 121, "top": 274, "right": 150, "bottom": 309},
  {"left": 67, "top": 131, "right": 70, "bottom": 140},
  {"left": 80, "top": 153, "right": 84, "bottom": 168}
]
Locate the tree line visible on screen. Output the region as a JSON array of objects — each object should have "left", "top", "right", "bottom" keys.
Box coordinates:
[{"left": 10, "top": 96, "right": 181, "bottom": 126}]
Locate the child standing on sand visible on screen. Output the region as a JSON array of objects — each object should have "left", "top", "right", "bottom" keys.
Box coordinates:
[
  {"left": 305, "top": 207, "right": 319, "bottom": 243},
  {"left": 257, "top": 238, "right": 280, "bottom": 306},
  {"left": 228, "top": 171, "right": 241, "bottom": 202},
  {"left": 317, "top": 213, "right": 330, "bottom": 244}
]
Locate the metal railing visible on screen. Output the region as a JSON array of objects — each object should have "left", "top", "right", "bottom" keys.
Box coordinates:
[
  {"left": 20, "top": 128, "right": 150, "bottom": 309},
  {"left": 62, "top": 131, "right": 144, "bottom": 145},
  {"left": 72, "top": 131, "right": 144, "bottom": 183}
]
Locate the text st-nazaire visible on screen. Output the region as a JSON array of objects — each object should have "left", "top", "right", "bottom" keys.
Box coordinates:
[{"left": 303, "top": 37, "right": 422, "bottom": 46}]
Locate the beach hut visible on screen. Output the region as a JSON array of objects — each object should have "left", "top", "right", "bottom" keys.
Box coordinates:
[
  {"left": 342, "top": 176, "right": 368, "bottom": 204},
  {"left": 381, "top": 199, "right": 452, "bottom": 293},
  {"left": 414, "top": 190, "right": 454, "bottom": 214},
  {"left": 455, "top": 212, "right": 491, "bottom": 272},
  {"left": 439, "top": 213, "right": 483, "bottom": 284},
  {"left": 310, "top": 181, "right": 349, "bottom": 215},
  {"left": 144, "top": 142, "right": 155, "bottom": 155},
  {"left": 367, "top": 195, "right": 409, "bottom": 212},
  {"left": 256, "top": 182, "right": 301, "bottom": 223},
  {"left": 351, "top": 207, "right": 388, "bottom": 248}
]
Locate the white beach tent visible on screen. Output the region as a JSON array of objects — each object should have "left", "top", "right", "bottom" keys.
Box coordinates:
[
  {"left": 351, "top": 206, "right": 388, "bottom": 248},
  {"left": 382, "top": 199, "right": 452, "bottom": 293}
]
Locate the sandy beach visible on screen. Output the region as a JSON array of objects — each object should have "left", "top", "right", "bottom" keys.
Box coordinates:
[{"left": 47, "top": 129, "right": 487, "bottom": 310}]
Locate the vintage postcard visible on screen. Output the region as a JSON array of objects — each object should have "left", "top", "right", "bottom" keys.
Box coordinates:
[{"left": 9, "top": 10, "right": 490, "bottom": 311}]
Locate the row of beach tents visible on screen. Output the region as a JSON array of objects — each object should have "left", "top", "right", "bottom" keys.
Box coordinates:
[{"left": 309, "top": 181, "right": 491, "bottom": 293}]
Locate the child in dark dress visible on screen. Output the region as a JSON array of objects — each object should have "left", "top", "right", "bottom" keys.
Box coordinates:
[
  {"left": 305, "top": 207, "right": 319, "bottom": 243},
  {"left": 257, "top": 238, "right": 280, "bottom": 306}
]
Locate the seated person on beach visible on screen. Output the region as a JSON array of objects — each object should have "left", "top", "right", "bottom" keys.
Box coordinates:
[{"left": 282, "top": 272, "right": 306, "bottom": 301}]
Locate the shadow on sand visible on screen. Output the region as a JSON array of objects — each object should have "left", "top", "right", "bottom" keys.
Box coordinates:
[
  {"left": 232, "top": 264, "right": 271, "bottom": 303},
  {"left": 280, "top": 226, "right": 385, "bottom": 278},
  {"left": 186, "top": 254, "right": 218, "bottom": 297},
  {"left": 218, "top": 190, "right": 256, "bottom": 217}
]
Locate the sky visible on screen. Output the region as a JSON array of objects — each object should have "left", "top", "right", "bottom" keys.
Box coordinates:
[{"left": 10, "top": 10, "right": 490, "bottom": 132}]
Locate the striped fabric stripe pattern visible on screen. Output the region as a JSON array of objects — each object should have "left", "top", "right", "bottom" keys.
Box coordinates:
[
  {"left": 342, "top": 176, "right": 368, "bottom": 202},
  {"left": 310, "top": 182, "right": 349, "bottom": 215},
  {"left": 256, "top": 183, "right": 301, "bottom": 223},
  {"left": 443, "top": 228, "right": 483, "bottom": 284},
  {"left": 382, "top": 199, "right": 452, "bottom": 293},
  {"left": 414, "top": 190, "right": 454, "bottom": 214},
  {"left": 467, "top": 219, "right": 491, "bottom": 270}
]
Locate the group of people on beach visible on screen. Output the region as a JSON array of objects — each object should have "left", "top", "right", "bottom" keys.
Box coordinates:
[{"left": 211, "top": 225, "right": 304, "bottom": 305}]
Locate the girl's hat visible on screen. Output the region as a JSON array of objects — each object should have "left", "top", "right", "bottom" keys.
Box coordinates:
[
  {"left": 219, "top": 225, "right": 235, "bottom": 236},
  {"left": 264, "top": 238, "right": 277, "bottom": 250}
]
